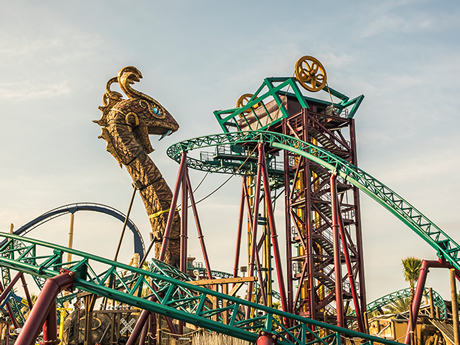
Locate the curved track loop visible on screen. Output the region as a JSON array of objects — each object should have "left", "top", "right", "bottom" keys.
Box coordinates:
[
  {"left": 362, "top": 288, "right": 446, "bottom": 319},
  {"left": 0, "top": 202, "right": 145, "bottom": 326},
  {"left": 0, "top": 233, "right": 397, "bottom": 345},
  {"left": 167, "top": 131, "right": 460, "bottom": 274},
  {"left": 3, "top": 202, "right": 145, "bottom": 259}
]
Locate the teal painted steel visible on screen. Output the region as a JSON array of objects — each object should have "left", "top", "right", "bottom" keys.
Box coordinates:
[
  {"left": 364, "top": 287, "right": 446, "bottom": 319},
  {"left": 0, "top": 202, "right": 146, "bottom": 326},
  {"left": 0, "top": 233, "right": 398, "bottom": 345},
  {"left": 167, "top": 131, "right": 460, "bottom": 275},
  {"left": 213, "top": 77, "right": 363, "bottom": 133}
]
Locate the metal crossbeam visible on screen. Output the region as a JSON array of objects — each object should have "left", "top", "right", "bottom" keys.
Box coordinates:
[
  {"left": 0, "top": 233, "right": 397, "bottom": 345},
  {"left": 360, "top": 287, "right": 446, "bottom": 319},
  {"left": 167, "top": 131, "right": 460, "bottom": 276}
]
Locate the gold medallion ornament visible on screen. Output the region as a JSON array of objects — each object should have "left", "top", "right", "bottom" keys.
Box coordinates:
[
  {"left": 236, "top": 93, "right": 260, "bottom": 114},
  {"left": 294, "top": 56, "right": 327, "bottom": 92}
]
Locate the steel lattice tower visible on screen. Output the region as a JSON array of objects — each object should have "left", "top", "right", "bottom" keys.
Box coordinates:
[
  {"left": 270, "top": 97, "right": 366, "bottom": 325},
  {"left": 212, "top": 56, "right": 366, "bottom": 329}
]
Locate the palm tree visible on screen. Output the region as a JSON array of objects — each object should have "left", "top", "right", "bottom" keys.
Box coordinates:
[
  {"left": 385, "top": 297, "right": 411, "bottom": 314},
  {"left": 402, "top": 257, "right": 422, "bottom": 345},
  {"left": 402, "top": 257, "right": 422, "bottom": 299}
]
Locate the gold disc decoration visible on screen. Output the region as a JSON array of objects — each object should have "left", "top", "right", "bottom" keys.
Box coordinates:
[
  {"left": 236, "top": 93, "right": 254, "bottom": 109},
  {"left": 294, "top": 56, "right": 327, "bottom": 92},
  {"left": 236, "top": 93, "right": 260, "bottom": 115}
]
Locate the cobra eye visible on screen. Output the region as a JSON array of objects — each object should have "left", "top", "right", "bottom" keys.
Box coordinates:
[{"left": 151, "top": 105, "right": 160, "bottom": 115}]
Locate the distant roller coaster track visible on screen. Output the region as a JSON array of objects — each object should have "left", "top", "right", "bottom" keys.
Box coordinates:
[
  {"left": 1, "top": 202, "right": 145, "bottom": 259},
  {"left": 365, "top": 287, "right": 446, "bottom": 319},
  {"left": 166, "top": 130, "right": 460, "bottom": 275},
  {"left": 0, "top": 202, "right": 145, "bottom": 326}
]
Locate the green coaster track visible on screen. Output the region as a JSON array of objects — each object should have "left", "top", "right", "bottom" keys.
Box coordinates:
[
  {"left": 364, "top": 287, "right": 446, "bottom": 319},
  {"left": 166, "top": 130, "right": 460, "bottom": 274},
  {"left": 0, "top": 233, "right": 397, "bottom": 345},
  {"left": 2, "top": 130, "right": 455, "bottom": 344},
  {"left": 0, "top": 202, "right": 146, "bottom": 327}
]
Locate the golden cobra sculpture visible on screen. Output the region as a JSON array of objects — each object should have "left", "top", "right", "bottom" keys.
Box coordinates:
[{"left": 94, "top": 66, "right": 180, "bottom": 266}]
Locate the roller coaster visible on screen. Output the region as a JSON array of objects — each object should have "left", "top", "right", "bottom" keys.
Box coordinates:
[{"left": 2, "top": 56, "right": 458, "bottom": 345}]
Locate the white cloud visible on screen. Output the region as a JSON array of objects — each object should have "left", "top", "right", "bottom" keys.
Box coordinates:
[
  {"left": 357, "top": 0, "right": 436, "bottom": 38},
  {"left": 0, "top": 28, "right": 104, "bottom": 100},
  {"left": 0, "top": 81, "right": 71, "bottom": 100}
]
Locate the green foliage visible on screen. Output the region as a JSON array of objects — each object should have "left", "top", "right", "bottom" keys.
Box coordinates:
[
  {"left": 272, "top": 301, "right": 281, "bottom": 326},
  {"left": 401, "top": 257, "right": 422, "bottom": 290},
  {"left": 385, "top": 297, "right": 411, "bottom": 314}
]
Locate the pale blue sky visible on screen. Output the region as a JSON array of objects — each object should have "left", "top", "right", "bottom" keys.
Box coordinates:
[{"left": 1, "top": 1, "right": 460, "bottom": 302}]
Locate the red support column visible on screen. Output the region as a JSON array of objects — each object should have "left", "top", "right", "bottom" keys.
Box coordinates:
[
  {"left": 180, "top": 167, "right": 188, "bottom": 274},
  {"left": 41, "top": 300, "right": 58, "bottom": 345},
  {"left": 303, "top": 156, "right": 316, "bottom": 319},
  {"left": 256, "top": 331, "right": 278, "bottom": 345},
  {"left": 282, "top": 120, "right": 293, "bottom": 314},
  {"left": 330, "top": 174, "right": 344, "bottom": 328},
  {"left": 16, "top": 270, "right": 74, "bottom": 345},
  {"left": 246, "top": 143, "right": 264, "bottom": 317},
  {"left": 350, "top": 119, "right": 367, "bottom": 314},
  {"left": 404, "top": 260, "right": 453, "bottom": 345},
  {"left": 139, "top": 321, "right": 148, "bottom": 345},
  {"left": 233, "top": 179, "right": 246, "bottom": 279},
  {"left": 179, "top": 170, "right": 186, "bottom": 337},
  {"left": 336, "top": 192, "right": 364, "bottom": 332},
  {"left": 128, "top": 294, "right": 176, "bottom": 345},
  {"left": 128, "top": 301, "right": 152, "bottom": 345},
  {"left": 0, "top": 272, "right": 23, "bottom": 302},
  {"left": 185, "top": 173, "right": 213, "bottom": 279},
  {"left": 149, "top": 313, "right": 157, "bottom": 345},
  {"left": 259, "top": 143, "right": 288, "bottom": 316},
  {"left": 0, "top": 277, "right": 20, "bottom": 329},
  {"left": 158, "top": 152, "right": 187, "bottom": 261},
  {"left": 20, "top": 273, "right": 34, "bottom": 311}
]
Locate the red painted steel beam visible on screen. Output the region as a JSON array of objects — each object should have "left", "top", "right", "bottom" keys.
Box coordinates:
[
  {"left": 127, "top": 294, "right": 177, "bottom": 345},
  {"left": 179, "top": 169, "right": 187, "bottom": 335},
  {"left": 260, "top": 143, "right": 288, "bottom": 317},
  {"left": 0, "top": 279, "right": 19, "bottom": 329},
  {"left": 0, "top": 272, "right": 25, "bottom": 329},
  {"left": 139, "top": 321, "right": 148, "bottom": 345},
  {"left": 180, "top": 167, "right": 188, "bottom": 274},
  {"left": 159, "top": 152, "right": 187, "bottom": 261},
  {"left": 303, "top": 157, "right": 317, "bottom": 319},
  {"left": 233, "top": 179, "right": 246, "bottom": 280},
  {"left": 185, "top": 172, "right": 213, "bottom": 280},
  {"left": 132, "top": 155, "right": 187, "bottom": 341},
  {"left": 256, "top": 331, "right": 278, "bottom": 345},
  {"left": 0, "top": 272, "right": 23, "bottom": 302},
  {"left": 330, "top": 174, "right": 344, "bottom": 328},
  {"left": 246, "top": 143, "right": 264, "bottom": 318},
  {"left": 42, "top": 300, "right": 58, "bottom": 345},
  {"left": 15, "top": 270, "right": 74, "bottom": 345},
  {"left": 282, "top": 121, "right": 293, "bottom": 313},
  {"left": 128, "top": 298, "right": 153, "bottom": 345},
  {"left": 350, "top": 119, "right": 367, "bottom": 313},
  {"left": 404, "top": 260, "right": 454, "bottom": 344},
  {"left": 336, "top": 188, "right": 364, "bottom": 332},
  {"left": 20, "top": 273, "right": 34, "bottom": 311}
]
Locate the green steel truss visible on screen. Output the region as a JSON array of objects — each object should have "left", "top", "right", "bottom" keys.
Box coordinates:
[
  {"left": 364, "top": 288, "right": 446, "bottom": 319},
  {"left": 213, "top": 77, "right": 364, "bottom": 133},
  {"left": 0, "top": 233, "right": 397, "bottom": 345},
  {"left": 167, "top": 130, "right": 460, "bottom": 275}
]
